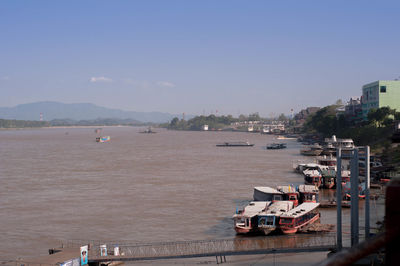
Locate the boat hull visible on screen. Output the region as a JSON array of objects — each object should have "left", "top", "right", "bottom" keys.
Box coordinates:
[
  {"left": 280, "top": 213, "right": 320, "bottom": 235},
  {"left": 259, "top": 227, "right": 275, "bottom": 235}
]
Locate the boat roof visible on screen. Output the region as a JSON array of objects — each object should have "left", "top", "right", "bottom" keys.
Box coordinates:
[
  {"left": 254, "top": 187, "right": 283, "bottom": 195},
  {"left": 298, "top": 184, "right": 319, "bottom": 193},
  {"left": 234, "top": 201, "right": 271, "bottom": 218},
  {"left": 276, "top": 185, "right": 298, "bottom": 194},
  {"left": 281, "top": 202, "right": 320, "bottom": 219},
  {"left": 259, "top": 201, "right": 294, "bottom": 216}
]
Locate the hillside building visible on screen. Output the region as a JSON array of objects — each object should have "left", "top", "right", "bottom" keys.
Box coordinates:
[{"left": 362, "top": 80, "right": 400, "bottom": 120}]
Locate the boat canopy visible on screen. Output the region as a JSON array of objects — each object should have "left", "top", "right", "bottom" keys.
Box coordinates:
[
  {"left": 298, "top": 184, "right": 319, "bottom": 193},
  {"left": 233, "top": 201, "right": 271, "bottom": 218},
  {"left": 254, "top": 187, "right": 282, "bottom": 195},
  {"left": 280, "top": 202, "right": 320, "bottom": 219}
]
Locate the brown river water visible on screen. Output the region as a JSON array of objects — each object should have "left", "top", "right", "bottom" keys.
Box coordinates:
[{"left": 0, "top": 127, "right": 385, "bottom": 260}]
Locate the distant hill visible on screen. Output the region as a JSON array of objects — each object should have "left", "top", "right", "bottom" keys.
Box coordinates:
[{"left": 0, "top": 102, "right": 184, "bottom": 123}]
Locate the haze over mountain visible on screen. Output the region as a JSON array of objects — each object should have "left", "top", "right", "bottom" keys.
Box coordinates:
[{"left": 0, "top": 102, "right": 183, "bottom": 123}]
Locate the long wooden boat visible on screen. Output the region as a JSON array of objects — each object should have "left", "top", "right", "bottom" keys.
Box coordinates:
[
  {"left": 279, "top": 202, "right": 320, "bottom": 234},
  {"left": 257, "top": 201, "right": 294, "bottom": 235},
  {"left": 233, "top": 201, "right": 270, "bottom": 234},
  {"left": 216, "top": 141, "right": 254, "bottom": 147}
]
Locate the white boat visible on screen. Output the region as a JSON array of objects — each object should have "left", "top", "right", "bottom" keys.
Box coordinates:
[
  {"left": 233, "top": 201, "right": 270, "bottom": 234},
  {"left": 257, "top": 201, "right": 294, "bottom": 235},
  {"left": 253, "top": 187, "right": 284, "bottom": 201}
]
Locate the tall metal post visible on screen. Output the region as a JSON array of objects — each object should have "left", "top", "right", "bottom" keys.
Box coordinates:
[
  {"left": 365, "top": 146, "right": 370, "bottom": 239},
  {"left": 336, "top": 148, "right": 342, "bottom": 251},
  {"left": 350, "top": 148, "right": 359, "bottom": 246}
]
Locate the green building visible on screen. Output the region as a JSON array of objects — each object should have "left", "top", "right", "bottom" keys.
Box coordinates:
[{"left": 362, "top": 80, "right": 400, "bottom": 119}]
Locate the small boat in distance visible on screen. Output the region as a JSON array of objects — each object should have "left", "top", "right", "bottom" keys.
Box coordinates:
[
  {"left": 216, "top": 141, "right": 254, "bottom": 147},
  {"left": 96, "top": 136, "right": 111, "bottom": 143},
  {"left": 266, "top": 143, "right": 287, "bottom": 149},
  {"left": 139, "top": 127, "right": 157, "bottom": 134}
]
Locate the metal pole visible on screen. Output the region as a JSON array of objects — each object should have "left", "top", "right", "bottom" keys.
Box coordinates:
[
  {"left": 351, "top": 148, "right": 359, "bottom": 246},
  {"left": 365, "top": 146, "right": 370, "bottom": 239},
  {"left": 336, "top": 148, "right": 342, "bottom": 251}
]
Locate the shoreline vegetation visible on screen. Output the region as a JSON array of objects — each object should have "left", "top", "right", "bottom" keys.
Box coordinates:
[{"left": 0, "top": 118, "right": 152, "bottom": 129}]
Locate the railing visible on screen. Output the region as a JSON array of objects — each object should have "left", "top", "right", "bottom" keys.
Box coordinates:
[{"left": 86, "top": 234, "right": 336, "bottom": 262}]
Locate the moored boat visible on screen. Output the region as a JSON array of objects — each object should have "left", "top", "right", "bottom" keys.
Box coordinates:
[
  {"left": 233, "top": 201, "right": 270, "bottom": 234},
  {"left": 257, "top": 201, "right": 294, "bottom": 235},
  {"left": 276, "top": 185, "right": 299, "bottom": 207},
  {"left": 303, "top": 169, "right": 322, "bottom": 188},
  {"left": 320, "top": 169, "right": 336, "bottom": 189},
  {"left": 253, "top": 187, "right": 283, "bottom": 201},
  {"left": 300, "top": 144, "right": 323, "bottom": 156},
  {"left": 298, "top": 184, "right": 319, "bottom": 203},
  {"left": 279, "top": 202, "right": 320, "bottom": 234}
]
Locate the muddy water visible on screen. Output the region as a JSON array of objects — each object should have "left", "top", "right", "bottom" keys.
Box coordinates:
[{"left": 0, "top": 127, "right": 384, "bottom": 259}]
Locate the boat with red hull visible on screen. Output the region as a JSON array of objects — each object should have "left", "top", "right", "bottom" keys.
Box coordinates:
[{"left": 279, "top": 202, "right": 320, "bottom": 234}]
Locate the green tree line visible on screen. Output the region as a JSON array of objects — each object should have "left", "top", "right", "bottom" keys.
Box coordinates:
[{"left": 0, "top": 119, "right": 50, "bottom": 128}]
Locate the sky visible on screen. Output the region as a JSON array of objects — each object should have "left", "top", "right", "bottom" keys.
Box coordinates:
[{"left": 1, "top": 0, "right": 400, "bottom": 117}]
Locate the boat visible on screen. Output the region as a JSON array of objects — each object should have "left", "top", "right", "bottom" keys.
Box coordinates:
[
  {"left": 216, "top": 141, "right": 254, "bottom": 147},
  {"left": 300, "top": 144, "right": 323, "bottom": 156},
  {"left": 298, "top": 185, "right": 319, "bottom": 203},
  {"left": 303, "top": 169, "right": 322, "bottom": 188},
  {"left": 96, "top": 136, "right": 111, "bottom": 143},
  {"left": 279, "top": 202, "right": 320, "bottom": 234},
  {"left": 233, "top": 201, "right": 270, "bottom": 234},
  {"left": 253, "top": 187, "right": 283, "bottom": 201},
  {"left": 320, "top": 169, "right": 336, "bottom": 189},
  {"left": 139, "top": 127, "right": 157, "bottom": 133},
  {"left": 276, "top": 185, "right": 299, "bottom": 207},
  {"left": 266, "top": 143, "right": 287, "bottom": 149},
  {"left": 277, "top": 135, "right": 297, "bottom": 140},
  {"left": 257, "top": 201, "right": 294, "bottom": 235}
]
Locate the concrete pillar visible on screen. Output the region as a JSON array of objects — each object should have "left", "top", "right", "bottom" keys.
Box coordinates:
[
  {"left": 386, "top": 179, "right": 400, "bottom": 265},
  {"left": 350, "top": 149, "right": 359, "bottom": 246},
  {"left": 336, "top": 148, "right": 342, "bottom": 251},
  {"left": 364, "top": 146, "right": 370, "bottom": 239}
]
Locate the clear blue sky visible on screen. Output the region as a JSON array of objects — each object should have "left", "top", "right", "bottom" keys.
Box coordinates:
[{"left": 1, "top": 0, "right": 399, "bottom": 117}]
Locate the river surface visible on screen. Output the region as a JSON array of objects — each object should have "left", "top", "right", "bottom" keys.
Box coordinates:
[{"left": 0, "top": 127, "right": 385, "bottom": 260}]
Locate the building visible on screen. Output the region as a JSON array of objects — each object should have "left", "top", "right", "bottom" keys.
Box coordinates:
[
  {"left": 344, "top": 97, "right": 363, "bottom": 124},
  {"left": 362, "top": 80, "right": 400, "bottom": 120}
]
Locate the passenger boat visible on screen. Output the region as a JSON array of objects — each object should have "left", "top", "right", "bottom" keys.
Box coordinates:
[
  {"left": 253, "top": 187, "right": 283, "bottom": 201},
  {"left": 257, "top": 201, "right": 294, "bottom": 235},
  {"left": 320, "top": 169, "right": 336, "bottom": 189},
  {"left": 300, "top": 144, "right": 323, "bottom": 156},
  {"left": 266, "top": 143, "right": 287, "bottom": 149},
  {"left": 96, "top": 136, "right": 111, "bottom": 142},
  {"left": 298, "top": 185, "right": 319, "bottom": 203},
  {"left": 276, "top": 185, "right": 299, "bottom": 207},
  {"left": 279, "top": 202, "right": 320, "bottom": 234},
  {"left": 233, "top": 201, "right": 270, "bottom": 234},
  {"left": 303, "top": 169, "right": 322, "bottom": 188},
  {"left": 216, "top": 141, "right": 254, "bottom": 147}
]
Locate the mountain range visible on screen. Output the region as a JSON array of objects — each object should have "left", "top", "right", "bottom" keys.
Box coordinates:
[{"left": 0, "top": 102, "right": 184, "bottom": 123}]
